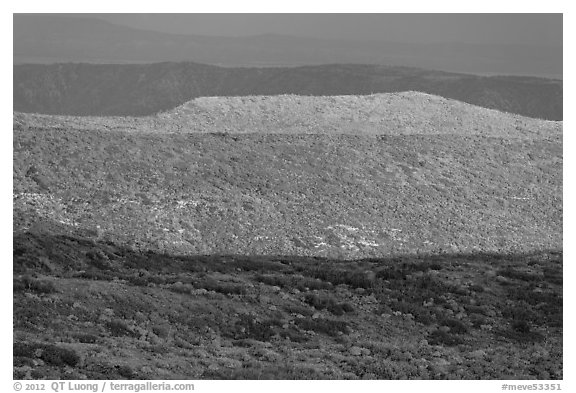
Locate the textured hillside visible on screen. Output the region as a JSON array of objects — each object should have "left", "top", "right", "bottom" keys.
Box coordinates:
[
  {"left": 13, "top": 63, "right": 563, "bottom": 120},
  {"left": 14, "top": 93, "right": 562, "bottom": 258},
  {"left": 13, "top": 93, "right": 562, "bottom": 379}
]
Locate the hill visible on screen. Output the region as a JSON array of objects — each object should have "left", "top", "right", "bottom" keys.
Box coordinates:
[
  {"left": 14, "top": 92, "right": 562, "bottom": 257},
  {"left": 14, "top": 92, "right": 562, "bottom": 138},
  {"left": 13, "top": 62, "right": 563, "bottom": 120},
  {"left": 13, "top": 93, "right": 562, "bottom": 379}
]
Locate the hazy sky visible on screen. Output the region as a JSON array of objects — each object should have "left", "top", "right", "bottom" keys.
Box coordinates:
[{"left": 88, "top": 13, "right": 562, "bottom": 46}]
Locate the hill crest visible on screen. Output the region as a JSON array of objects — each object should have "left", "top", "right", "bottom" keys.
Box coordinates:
[{"left": 14, "top": 92, "right": 562, "bottom": 140}]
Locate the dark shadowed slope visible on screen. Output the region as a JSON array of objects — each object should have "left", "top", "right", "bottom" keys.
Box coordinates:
[
  {"left": 13, "top": 224, "right": 562, "bottom": 379},
  {"left": 13, "top": 62, "right": 562, "bottom": 120}
]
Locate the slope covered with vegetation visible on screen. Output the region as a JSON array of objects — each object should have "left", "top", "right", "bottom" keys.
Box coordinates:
[{"left": 14, "top": 232, "right": 562, "bottom": 379}]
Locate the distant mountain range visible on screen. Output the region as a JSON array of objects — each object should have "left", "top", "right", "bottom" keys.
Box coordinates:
[
  {"left": 14, "top": 62, "right": 562, "bottom": 120},
  {"left": 14, "top": 14, "right": 562, "bottom": 78}
]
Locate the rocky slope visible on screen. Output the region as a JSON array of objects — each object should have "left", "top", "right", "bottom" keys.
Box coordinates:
[
  {"left": 13, "top": 92, "right": 562, "bottom": 379},
  {"left": 14, "top": 92, "right": 562, "bottom": 258}
]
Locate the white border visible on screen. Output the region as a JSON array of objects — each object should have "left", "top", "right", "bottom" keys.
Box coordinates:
[{"left": 3, "top": 3, "right": 571, "bottom": 391}]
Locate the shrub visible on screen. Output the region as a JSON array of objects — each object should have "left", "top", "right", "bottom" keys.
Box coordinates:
[
  {"left": 543, "top": 266, "right": 562, "bottom": 285},
  {"left": 255, "top": 274, "right": 332, "bottom": 291},
  {"left": 152, "top": 325, "right": 171, "bottom": 338},
  {"left": 386, "top": 300, "right": 436, "bottom": 325},
  {"left": 202, "top": 363, "right": 323, "bottom": 380},
  {"left": 497, "top": 267, "right": 541, "bottom": 282},
  {"left": 375, "top": 261, "right": 441, "bottom": 281},
  {"left": 304, "top": 293, "right": 354, "bottom": 316},
  {"left": 428, "top": 330, "right": 464, "bottom": 346},
  {"left": 106, "top": 319, "right": 138, "bottom": 338},
  {"left": 72, "top": 333, "right": 98, "bottom": 344},
  {"left": 298, "top": 264, "right": 374, "bottom": 290},
  {"left": 225, "top": 314, "right": 278, "bottom": 341},
  {"left": 126, "top": 276, "right": 149, "bottom": 287},
  {"left": 117, "top": 365, "right": 136, "bottom": 379},
  {"left": 465, "top": 304, "right": 487, "bottom": 315},
  {"left": 195, "top": 278, "right": 246, "bottom": 295},
  {"left": 511, "top": 319, "right": 531, "bottom": 334},
  {"left": 493, "top": 326, "right": 545, "bottom": 344},
  {"left": 283, "top": 303, "right": 315, "bottom": 317},
  {"left": 14, "top": 342, "right": 80, "bottom": 367},
  {"left": 77, "top": 270, "right": 116, "bottom": 281},
  {"left": 277, "top": 326, "right": 309, "bottom": 343},
  {"left": 294, "top": 317, "right": 349, "bottom": 336},
  {"left": 439, "top": 317, "right": 469, "bottom": 334},
  {"left": 169, "top": 282, "right": 193, "bottom": 295},
  {"left": 469, "top": 313, "right": 488, "bottom": 328},
  {"left": 87, "top": 250, "right": 115, "bottom": 270},
  {"left": 41, "top": 346, "right": 81, "bottom": 367},
  {"left": 502, "top": 304, "right": 540, "bottom": 325},
  {"left": 15, "top": 276, "right": 58, "bottom": 294},
  {"left": 229, "top": 257, "right": 289, "bottom": 273}
]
